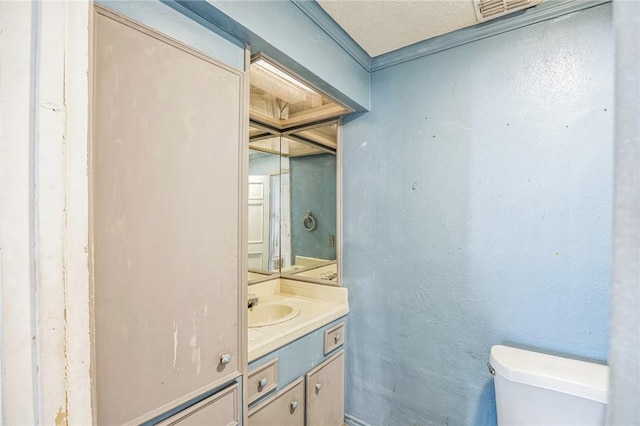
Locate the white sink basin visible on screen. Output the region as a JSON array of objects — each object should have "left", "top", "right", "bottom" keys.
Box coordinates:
[{"left": 248, "top": 302, "right": 300, "bottom": 327}]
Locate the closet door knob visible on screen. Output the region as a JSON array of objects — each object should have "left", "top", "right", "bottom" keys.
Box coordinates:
[
  {"left": 315, "top": 383, "right": 322, "bottom": 392},
  {"left": 291, "top": 401, "right": 299, "bottom": 410},
  {"left": 220, "top": 353, "right": 232, "bottom": 365},
  {"left": 259, "top": 378, "right": 268, "bottom": 388}
]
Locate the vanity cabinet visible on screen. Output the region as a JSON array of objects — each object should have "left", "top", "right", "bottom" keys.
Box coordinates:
[
  {"left": 92, "top": 6, "right": 244, "bottom": 424},
  {"left": 248, "top": 319, "right": 346, "bottom": 426},
  {"left": 248, "top": 350, "right": 345, "bottom": 426}
]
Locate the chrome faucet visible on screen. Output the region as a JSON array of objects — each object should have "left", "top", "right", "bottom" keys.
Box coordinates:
[{"left": 248, "top": 294, "right": 259, "bottom": 309}]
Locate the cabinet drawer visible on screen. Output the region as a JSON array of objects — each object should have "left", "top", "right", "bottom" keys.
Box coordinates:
[
  {"left": 248, "top": 357, "right": 279, "bottom": 404},
  {"left": 324, "top": 322, "right": 345, "bottom": 355},
  {"left": 157, "top": 383, "right": 238, "bottom": 426},
  {"left": 306, "top": 350, "right": 344, "bottom": 426},
  {"left": 248, "top": 377, "right": 304, "bottom": 426}
]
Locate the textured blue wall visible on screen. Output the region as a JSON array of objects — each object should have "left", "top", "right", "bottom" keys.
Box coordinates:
[
  {"left": 170, "top": 0, "right": 370, "bottom": 111},
  {"left": 341, "top": 5, "right": 613, "bottom": 425},
  {"left": 249, "top": 151, "right": 280, "bottom": 176},
  {"left": 290, "top": 154, "right": 337, "bottom": 262},
  {"left": 208, "top": 0, "right": 370, "bottom": 110}
]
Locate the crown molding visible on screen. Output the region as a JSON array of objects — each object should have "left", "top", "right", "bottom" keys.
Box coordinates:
[
  {"left": 291, "top": 0, "right": 372, "bottom": 71},
  {"left": 168, "top": 0, "right": 611, "bottom": 76},
  {"left": 371, "top": 0, "right": 611, "bottom": 72}
]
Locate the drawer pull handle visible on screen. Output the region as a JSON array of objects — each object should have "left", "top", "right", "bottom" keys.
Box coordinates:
[
  {"left": 220, "top": 353, "right": 232, "bottom": 365},
  {"left": 291, "top": 400, "right": 299, "bottom": 411},
  {"left": 315, "top": 383, "right": 322, "bottom": 392},
  {"left": 259, "top": 378, "right": 268, "bottom": 388},
  {"left": 334, "top": 334, "right": 341, "bottom": 343}
]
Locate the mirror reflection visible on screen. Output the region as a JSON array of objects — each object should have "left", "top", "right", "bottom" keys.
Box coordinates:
[
  {"left": 249, "top": 54, "right": 350, "bottom": 130},
  {"left": 248, "top": 122, "right": 338, "bottom": 285}
]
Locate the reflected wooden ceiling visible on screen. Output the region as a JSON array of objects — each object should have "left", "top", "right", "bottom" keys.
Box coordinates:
[
  {"left": 249, "top": 120, "right": 337, "bottom": 157},
  {"left": 249, "top": 55, "right": 352, "bottom": 130}
]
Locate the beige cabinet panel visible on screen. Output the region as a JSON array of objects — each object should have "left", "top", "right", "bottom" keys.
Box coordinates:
[
  {"left": 248, "top": 378, "right": 304, "bottom": 426},
  {"left": 248, "top": 358, "right": 279, "bottom": 404},
  {"left": 93, "top": 7, "right": 243, "bottom": 425},
  {"left": 306, "top": 350, "right": 345, "bottom": 426},
  {"left": 157, "top": 384, "right": 239, "bottom": 426},
  {"left": 323, "top": 322, "right": 345, "bottom": 355}
]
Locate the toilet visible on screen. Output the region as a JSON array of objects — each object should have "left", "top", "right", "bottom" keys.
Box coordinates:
[{"left": 490, "top": 345, "right": 609, "bottom": 425}]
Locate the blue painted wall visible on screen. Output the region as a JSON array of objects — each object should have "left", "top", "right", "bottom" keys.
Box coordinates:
[
  {"left": 249, "top": 151, "right": 280, "bottom": 175},
  {"left": 290, "top": 153, "right": 337, "bottom": 262},
  {"left": 171, "top": 0, "right": 371, "bottom": 112},
  {"left": 341, "top": 5, "right": 613, "bottom": 425},
  {"left": 208, "top": 0, "right": 369, "bottom": 109}
]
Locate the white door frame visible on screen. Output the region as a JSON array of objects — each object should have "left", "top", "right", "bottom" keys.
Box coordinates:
[
  {"left": 0, "top": 1, "right": 92, "bottom": 424},
  {"left": 248, "top": 175, "right": 271, "bottom": 271}
]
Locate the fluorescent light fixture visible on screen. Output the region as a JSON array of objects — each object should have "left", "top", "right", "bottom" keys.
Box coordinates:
[{"left": 254, "top": 59, "right": 314, "bottom": 93}]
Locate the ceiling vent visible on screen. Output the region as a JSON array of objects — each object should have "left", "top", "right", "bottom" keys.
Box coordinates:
[{"left": 474, "top": 0, "right": 546, "bottom": 23}]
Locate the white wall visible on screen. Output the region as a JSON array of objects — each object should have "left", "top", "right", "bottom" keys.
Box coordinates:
[{"left": 0, "top": 2, "right": 91, "bottom": 424}]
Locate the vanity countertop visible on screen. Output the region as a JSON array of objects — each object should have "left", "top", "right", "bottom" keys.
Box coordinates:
[{"left": 248, "top": 279, "right": 348, "bottom": 362}]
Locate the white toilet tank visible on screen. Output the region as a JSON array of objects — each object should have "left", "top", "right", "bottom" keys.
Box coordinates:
[{"left": 490, "top": 345, "right": 609, "bottom": 426}]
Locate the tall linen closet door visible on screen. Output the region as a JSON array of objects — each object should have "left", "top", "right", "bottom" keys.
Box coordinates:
[{"left": 92, "top": 8, "right": 243, "bottom": 425}]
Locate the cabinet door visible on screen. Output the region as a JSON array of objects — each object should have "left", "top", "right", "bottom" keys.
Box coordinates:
[
  {"left": 248, "top": 378, "right": 304, "bottom": 426},
  {"left": 93, "top": 7, "right": 243, "bottom": 425},
  {"left": 306, "top": 350, "right": 345, "bottom": 426}
]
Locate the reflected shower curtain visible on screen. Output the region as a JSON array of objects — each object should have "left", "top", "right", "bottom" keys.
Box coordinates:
[
  {"left": 268, "top": 174, "right": 281, "bottom": 271},
  {"left": 280, "top": 171, "right": 292, "bottom": 269},
  {"left": 268, "top": 171, "right": 292, "bottom": 271}
]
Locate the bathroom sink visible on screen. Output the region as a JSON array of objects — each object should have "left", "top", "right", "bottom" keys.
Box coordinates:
[{"left": 248, "top": 302, "right": 300, "bottom": 327}]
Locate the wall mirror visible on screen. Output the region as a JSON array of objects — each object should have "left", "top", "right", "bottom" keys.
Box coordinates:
[
  {"left": 248, "top": 120, "right": 338, "bottom": 286},
  {"left": 248, "top": 55, "right": 347, "bottom": 286}
]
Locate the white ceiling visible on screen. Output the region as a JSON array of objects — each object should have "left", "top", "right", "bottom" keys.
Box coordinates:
[{"left": 317, "top": 1, "right": 481, "bottom": 57}]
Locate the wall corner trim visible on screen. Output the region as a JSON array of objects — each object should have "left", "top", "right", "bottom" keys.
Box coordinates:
[
  {"left": 291, "top": 0, "right": 372, "bottom": 71},
  {"left": 368, "top": 0, "right": 612, "bottom": 71}
]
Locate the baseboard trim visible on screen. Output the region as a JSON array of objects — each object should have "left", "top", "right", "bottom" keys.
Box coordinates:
[{"left": 345, "top": 413, "right": 374, "bottom": 426}]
